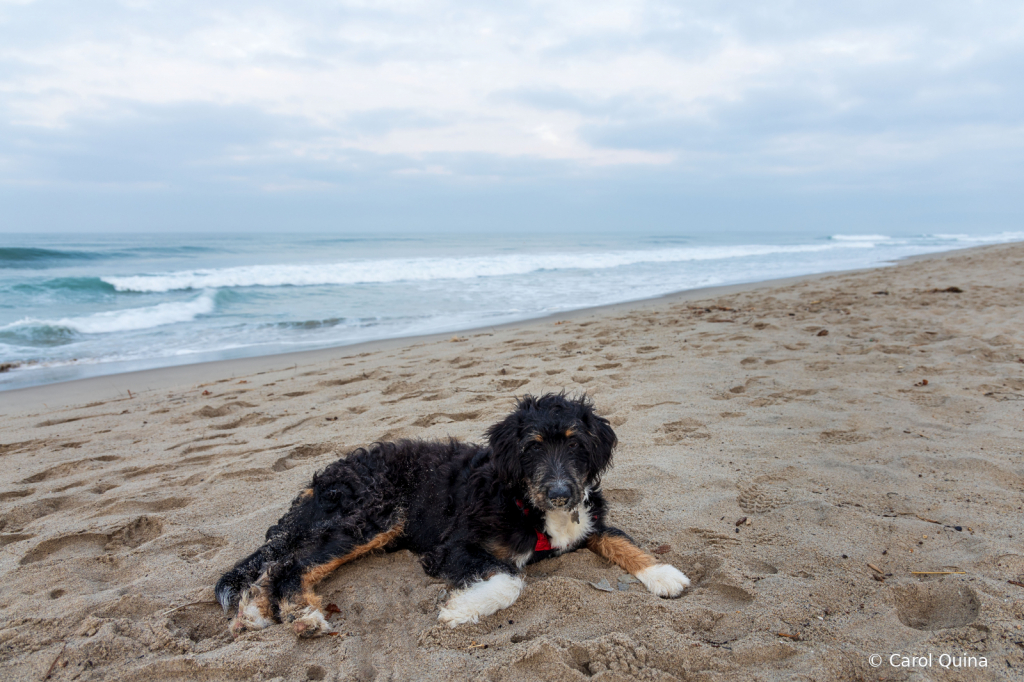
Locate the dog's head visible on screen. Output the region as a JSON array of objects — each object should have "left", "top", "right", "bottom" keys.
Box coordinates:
[{"left": 486, "top": 393, "right": 617, "bottom": 511}]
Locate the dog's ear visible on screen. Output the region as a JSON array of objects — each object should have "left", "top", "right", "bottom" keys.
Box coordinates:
[
  {"left": 486, "top": 412, "right": 525, "bottom": 484},
  {"left": 578, "top": 397, "right": 617, "bottom": 479}
]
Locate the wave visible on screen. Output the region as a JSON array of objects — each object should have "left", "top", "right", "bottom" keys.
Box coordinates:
[
  {"left": 0, "top": 291, "right": 215, "bottom": 339},
  {"left": 271, "top": 317, "right": 348, "bottom": 330},
  {"left": 119, "top": 245, "right": 222, "bottom": 256},
  {"left": 11, "top": 277, "right": 118, "bottom": 295},
  {"left": 930, "top": 231, "right": 1024, "bottom": 244},
  {"left": 0, "top": 247, "right": 106, "bottom": 269},
  {"left": 830, "top": 231, "right": 1024, "bottom": 245},
  {"left": 101, "top": 242, "right": 881, "bottom": 292},
  {"left": 830, "top": 234, "right": 894, "bottom": 242},
  {"left": 0, "top": 324, "right": 79, "bottom": 348}
]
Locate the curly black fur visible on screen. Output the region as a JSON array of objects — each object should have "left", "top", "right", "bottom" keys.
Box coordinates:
[{"left": 215, "top": 392, "right": 639, "bottom": 629}]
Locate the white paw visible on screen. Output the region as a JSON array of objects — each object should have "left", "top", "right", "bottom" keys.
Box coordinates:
[
  {"left": 230, "top": 586, "right": 273, "bottom": 636},
  {"left": 636, "top": 564, "right": 690, "bottom": 598},
  {"left": 290, "top": 605, "right": 333, "bottom": 638},
  {"left": 438, "top": 574, "right": 524, "bottom": 628}
]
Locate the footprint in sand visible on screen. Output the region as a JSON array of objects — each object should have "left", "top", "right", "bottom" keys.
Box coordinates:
[
  {"left": 671, "top": 553, "right": 722, "bottom": 586},
  {"left": 168, "top": 607, "right": 232, "bottom": 644},
  {"left": 169, "top": 532, "right": 228, "bottom": 562},
  {"left": 0, "top": 440, "right": 45, "bottom": 456},
  {"left": 320, "top": 374, "right": 372, "bottom": 388},
  {"left": 0, "top": 488, "right": 35, "bottom": 502},
  {"left": 657, "top": 418, "right": 710, "bottom": 443},
  {"left": 34, "top": 412, "right": 119, "bottom": 428},
  {"left": 271, "top": 443, "right": 337, "bottom": 472},
  {"left": 705, "top": 583, "right": 755, "bottom": 607},
  {"left": 494, "top": 378, "right": 530, "bottom": 391},
  {"left": 20, "top": 533, "right": 111, "bottom": 564},
  {"left": 891, "top": 581, "right": 980, "bottom": 630},
  {"left": 689, "top": 528, "right": 741, "bottom": 548},
  {"left": 737, "top": 483, "right": 791, "bottom": 514},
  {"left": 210, "top": 413, "right": 278, "bottom": 430},
  {"left": 410, "top": 412, "right": 480, "bottom": 428},
  {"left": 0, "top": 533, "right": 35, "bottom": 548},
  {"left": 93, "top": 496, "right": 192, "bottom": 516},
  {"left": 742, "top": 557, "right": 779, "bottom": 575},
  {"left": 17, "top": 455, "right": 120, "bottom": 484},
  {"left": 819, "top": 430, "right": 870, "bottom": 445},
  {"left": 19, "top": 516, "right": 163, "bottom": 565},
  {"left": 105, "top": 515, "right": 164, "bottom": 550},
  {"left": 0, "top": 495, "right": 80, "bottom": 531},
  {"left": 194, "top": 402, "right": 256, "bottom": 418}
]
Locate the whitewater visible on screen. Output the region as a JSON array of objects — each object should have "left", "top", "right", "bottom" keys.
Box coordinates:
[{"left": 1, "top": 230, "right": 1021, "bottom": 390}]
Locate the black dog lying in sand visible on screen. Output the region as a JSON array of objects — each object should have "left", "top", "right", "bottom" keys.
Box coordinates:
[{"left": 216, "top": 393, "right": 690, "bottom": 636}]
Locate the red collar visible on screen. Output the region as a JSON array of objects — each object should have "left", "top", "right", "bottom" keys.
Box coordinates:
[{"left": 514, "top": 498, "right": 553, "bottom": 552}]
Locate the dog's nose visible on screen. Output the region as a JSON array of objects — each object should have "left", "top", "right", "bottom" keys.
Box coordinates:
[{"left": 547, "top": 483, "right": 571, "bottom": 507}]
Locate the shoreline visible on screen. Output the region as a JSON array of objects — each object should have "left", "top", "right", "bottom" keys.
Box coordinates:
[{"left": 0, "top": 241, "right": 1007, "bottom": 413}]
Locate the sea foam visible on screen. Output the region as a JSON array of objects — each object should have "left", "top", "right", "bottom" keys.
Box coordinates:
[
  {"left": 102, "top": 242, "right": 877, "bottom": 293},
  {"left": 2, "top": 291, "right": 215, "bottom": 335}
]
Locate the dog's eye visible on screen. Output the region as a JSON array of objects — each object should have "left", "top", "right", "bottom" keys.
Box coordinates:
[{"left": 567, "top": 440, "right": 579, "bottom": 450}]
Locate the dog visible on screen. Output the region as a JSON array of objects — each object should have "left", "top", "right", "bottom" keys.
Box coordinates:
[{"left": 215, "top": 393, "right": 690, "bottom": 636}]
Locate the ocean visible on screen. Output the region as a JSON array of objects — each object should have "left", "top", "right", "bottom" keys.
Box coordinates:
[{"left": 2, "top": 229, "right": 1021, "bottom": 391}]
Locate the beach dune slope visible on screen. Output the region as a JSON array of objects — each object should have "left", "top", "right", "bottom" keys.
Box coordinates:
[{"left": 1, "top": 243, "right": 1022, "bottom": 680}]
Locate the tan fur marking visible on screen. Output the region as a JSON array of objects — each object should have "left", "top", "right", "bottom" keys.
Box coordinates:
[
  {"left": 485, "top": 540, "right": 512, "bottom": 561},
  {"left": 300, "top": 523, "right": 404, "bottom": 594},
  {"left": 254, "top": 584, "right": 272, "bottom": 616},
  {"left": 531, "top": 433, "right": 544, "bottom": 443},
  {"left": 587, "top": 534, "right": 657, "bottom": 574},
  {"left": 565, "top": 428, "right": 575, "bottom": 438},
  {"left": 278, "top": 597, "right": 308, "bottom": 619},
  {"left": 299, "top": 488, "right": 314, "bottom": 500},
  {"left": 300, "top": 591, "right": 323, "bottom": 611}
]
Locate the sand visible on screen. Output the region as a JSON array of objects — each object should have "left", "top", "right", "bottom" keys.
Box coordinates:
[{"left": 1, "top": 243, "right": 1023, "bottom": 682}]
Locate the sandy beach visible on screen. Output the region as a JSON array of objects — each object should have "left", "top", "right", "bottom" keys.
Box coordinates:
[{"left": 1, "top": 242, "right": 1022, "bottom": 681}]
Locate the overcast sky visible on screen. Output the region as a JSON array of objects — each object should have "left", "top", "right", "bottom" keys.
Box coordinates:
[{"left": 1, "top": 0, "right": 1022, "bottom": 234}]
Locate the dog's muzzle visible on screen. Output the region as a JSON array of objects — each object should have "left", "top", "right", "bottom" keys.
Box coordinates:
[{"left": 546, "top": 481, "right": 573, "bottom": 508}]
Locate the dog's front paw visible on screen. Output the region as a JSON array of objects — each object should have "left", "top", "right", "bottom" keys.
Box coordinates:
[
  {"left": 438, "top": 574, "right": 524, "bottom": 628},
  {"left": 636, "top": 563, "right": 690, "bottom": 598}
]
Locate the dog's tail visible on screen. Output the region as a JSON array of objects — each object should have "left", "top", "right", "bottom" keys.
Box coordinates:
[
  {"left": 215, "top": 576, "right": 240, "bottom": 614},
  {"left": 215, "top": 547, "right": 275, "bottom": 613}
]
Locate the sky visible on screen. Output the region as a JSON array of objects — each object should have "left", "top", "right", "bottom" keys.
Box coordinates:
[{"left": 1, "top": 0, "right": 1022, "bottom": 234}]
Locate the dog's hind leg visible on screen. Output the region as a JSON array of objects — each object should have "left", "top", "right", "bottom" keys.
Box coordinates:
[
  {"left": 587, "top": 528, "right": 690, "bottom": 597},
  {"left": 269, "top": 517, "right": 406, "bottom": 637},
  {"left": 219, "top": 531, "right": 304, "bottom": 636},
  {"left": 218, "top": 488, "right": 322, "bottom": 635},
  {"left": 216, "top": 486, "right": 317, "bottom": 616}
]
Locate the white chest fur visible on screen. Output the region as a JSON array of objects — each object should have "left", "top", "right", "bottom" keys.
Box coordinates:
[{"left": 543, "top": 504, "right": 593, "bottom": 550}]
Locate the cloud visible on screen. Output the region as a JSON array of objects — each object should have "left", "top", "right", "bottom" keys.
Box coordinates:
[{"left": 0, "top": 0, "right": 1022, "bottom": 231}]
